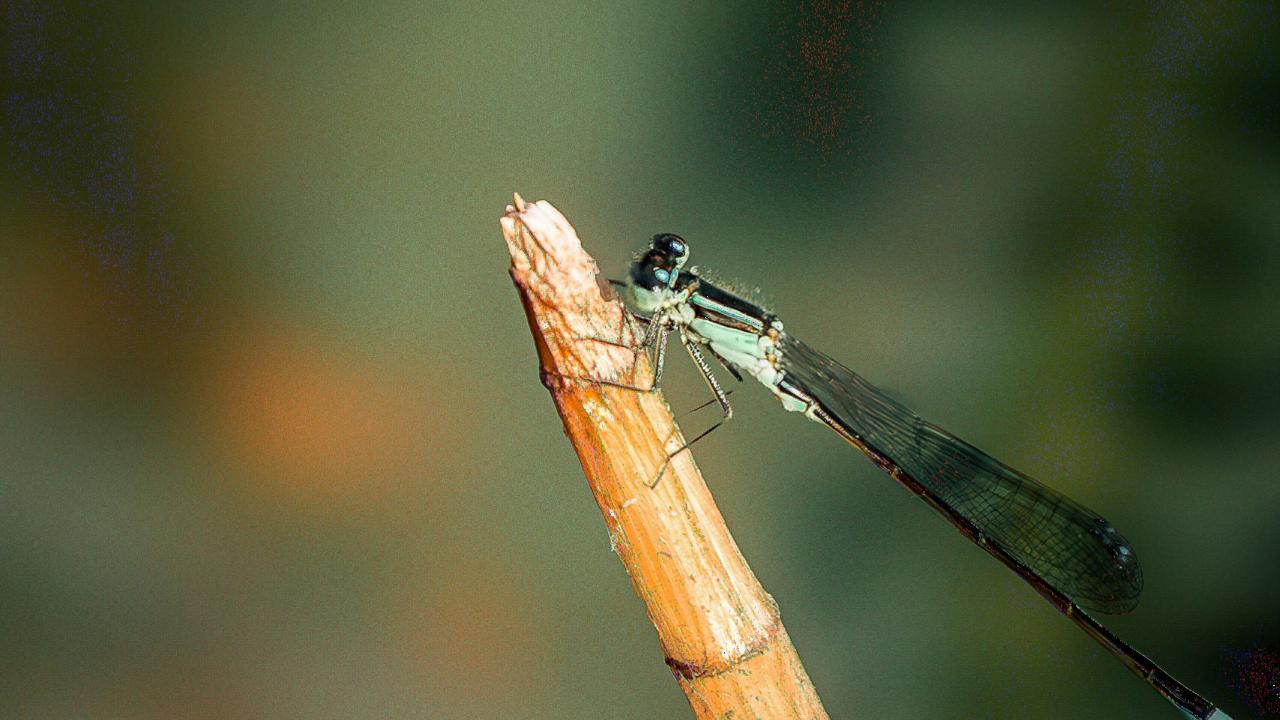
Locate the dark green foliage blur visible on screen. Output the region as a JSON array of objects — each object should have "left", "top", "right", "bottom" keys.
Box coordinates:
[{"left": 2, "top": 2, "right": 1276, "bottom": 718}]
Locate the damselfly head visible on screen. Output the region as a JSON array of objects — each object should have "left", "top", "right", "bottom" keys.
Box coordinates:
[
  {"left": 650, "top": 233, "right": 690, "bottom": 269},
  {"left": 629, "top": 249, "right": 679, "bottom": 291}
]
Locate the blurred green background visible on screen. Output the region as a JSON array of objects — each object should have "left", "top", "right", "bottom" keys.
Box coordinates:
[{"left": 3, "top": 2, "right": 1278, "bottom": 718}]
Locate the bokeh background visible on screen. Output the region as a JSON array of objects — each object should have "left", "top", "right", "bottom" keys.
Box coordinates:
[{"left": 3, "top": 2, "right": 1278, "bottom": 718}]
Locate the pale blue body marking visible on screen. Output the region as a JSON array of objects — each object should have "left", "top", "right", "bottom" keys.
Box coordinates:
[
  {"left": 688, "top": 294, "right": 765, "bottom": 331},
  {"left": 688, "top": 317, "right": 800, "bottom": 412},
  {"left": 628, "top": 281, "right": 802, "bottom": 411}
]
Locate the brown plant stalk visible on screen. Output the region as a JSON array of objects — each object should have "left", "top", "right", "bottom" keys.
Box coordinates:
[{"left": 501, "top": 194, "right": 830, "bottom": 719}]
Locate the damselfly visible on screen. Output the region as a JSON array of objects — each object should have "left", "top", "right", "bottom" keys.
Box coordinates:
[{"left": 608, "top": 233, "right": 1229, "bottom": 720}]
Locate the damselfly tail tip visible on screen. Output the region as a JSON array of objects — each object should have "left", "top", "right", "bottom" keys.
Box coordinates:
[{"left": 512, "top": 192, "right": 527, "bottom": 212}]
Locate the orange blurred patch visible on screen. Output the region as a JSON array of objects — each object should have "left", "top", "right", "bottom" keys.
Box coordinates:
[{"left": 201, "top": 324, "right": 431, "bottom": 508}]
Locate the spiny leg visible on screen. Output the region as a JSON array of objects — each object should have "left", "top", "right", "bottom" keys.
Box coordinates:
[
  {"left": 647, "top": 337, "right": 733, "bottom": 487},
  {"left": 679, "top": 388, "right": 734, "bottom": 418},
  {"left": 592, "top": 340, "right": 734, "bottom": 411},
  {"left": 605, "top": 323, "right": 669, "bottom": 392},
  {"left": 574, "top": 308, "right": 657, "bottom": 353},
  {"left": 563, "top": 303, "right": 670, "bottom": 389},
  {"left": 704, "top": 345, "right": 744, "bottom": 383}
]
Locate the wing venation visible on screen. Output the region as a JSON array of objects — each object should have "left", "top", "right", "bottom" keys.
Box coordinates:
[{"left": 779, "top": 334, "right": 1143, "bottom": 614}]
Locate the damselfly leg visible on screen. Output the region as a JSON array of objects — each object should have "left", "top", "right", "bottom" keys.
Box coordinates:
[
  {"left": 568, "top": 309, "right": 670, "bottom": 392},
  {"left": 646, "top": 335, "right": 734, "bottom": 487},
  {"left": 571, "top": 311, "right": 736, "bottom": 486}
]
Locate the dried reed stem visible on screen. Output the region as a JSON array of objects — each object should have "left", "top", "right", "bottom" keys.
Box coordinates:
[{"left": 501, "top": 194, "right": 829, "bottom": 719}]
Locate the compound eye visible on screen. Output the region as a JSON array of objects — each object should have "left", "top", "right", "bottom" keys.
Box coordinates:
[
  {"left": 630, "top": 250, "right": 676, "bottom": 290},
  {"left": 652, "top": 233, "right": 689, "bottom": 261}
]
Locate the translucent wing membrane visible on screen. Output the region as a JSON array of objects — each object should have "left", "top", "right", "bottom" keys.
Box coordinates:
[{"left": 779, "top": 334, "right": 1143, "bottom": 614}]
